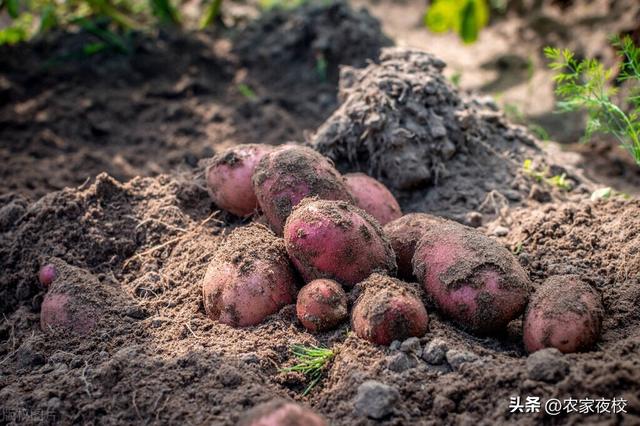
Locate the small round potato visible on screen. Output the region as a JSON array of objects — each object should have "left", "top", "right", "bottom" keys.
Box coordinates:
[
  {"left": 296, "top": 279, "right": 348, "bottom": 332},
  {"left": 523, "top": 275, "right": 604, "bottom": 354}
]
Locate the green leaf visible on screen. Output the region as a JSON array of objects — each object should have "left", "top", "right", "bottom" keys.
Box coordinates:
[
  {"left": 149, "top": 0, "right": 180, "bottom": 25},
  {"left": 199, "top": 0, "right": 223, "bottom": 29},
  {"left": 7, "top": 0, "right": 19, "bottom": 18},
  {"left": 39, "top": 3, "right": 58, "bottom": 33}
]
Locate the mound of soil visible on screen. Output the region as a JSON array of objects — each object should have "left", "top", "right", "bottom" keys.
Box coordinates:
[
  {"left": 1, "top": 173, "right": 638, "bottom": 425},
  {"left": 311, "top": 47, "right": 593, "bottom": 224},
  {"left": 0, "top": 0, "right": 391, "bottom": 201}
]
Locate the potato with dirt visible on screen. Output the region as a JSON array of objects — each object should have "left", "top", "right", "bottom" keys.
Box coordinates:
[
  {"left": 238, "top": 399, "right": 328, "bottom": 426},
  {"left": 40, "top": 259, "right": 114, "bottom": 335},
  {"left": 351, "top": 273, "right": 429, "bottom": 345},
  {"left": 252, "top": 145, "right": 354, "bottom": 234},
  {"left": 383, "top": 213, "right": 445, "bottom": 280},
  {"left": 344, "top": 173, "right": 402, "bottom": 225},
  {"left": 206, "top": 144, "right": 274, "bottom": 217},
  {"left": 412, "top": 222, "right": 530, "bottom": 334},
  {"left": 284, "top": 198, "right": 396, "bottom": 287},
  {"left": 202, "top": 224, "right": 298, "bottom": 327},
  {"left": 523, "top": 275, "right": 604, "bottom": 354},
  {"left": 296, "top": 279, "right": 348, "bottom": 332}
]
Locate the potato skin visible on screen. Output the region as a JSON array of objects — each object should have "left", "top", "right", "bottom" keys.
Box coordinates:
[
  {"left": 238, "top": 400, "right": 327, "bottom": 426},
  {"left": 41, "top": 293, "right": 97, "bottom": 335},
  {"left": 284, "top": 198, "right": 396, "bottom": 287},
  {"left": 523, "top": 275, "right": 603, "bottom": 354},
  {"left": 383, "top": 213, "right": 444, "bottom": 280},
  {"left": 344, "top": 173, "right": 402, "bottom": 225},
  {"left": 351, "top": 273, "right": 429, "bottom": 345},
  {"left": 413, "top": 222, "right": 530, "bottom": 334},
  {"left": 202, "top": 224, "right": 297, "bottom": 327},
  {"left": 296, "top": 279, "right": 348, "bottom": 332},
  {"left": 206, "top": 144, "right": 274, "bottom": 217},
  {"left": 252, "top": 145, "right": 354, "bottom": 234}
]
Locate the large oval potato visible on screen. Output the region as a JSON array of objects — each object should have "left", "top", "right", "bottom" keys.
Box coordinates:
[
  {"left": 523, "top": 275, "right": 604, "bottom": 354},
  {"left": 413, "top": 222, "right": 530, "bottom": 334},
  {"left": 284, "top": 198, "right": 396, "bottom": 287},
  {"left": 252, "top": 145, "right": 354, "bottom": 234},
  {"left": 202, "top": 224, "right": 297, "bottom": 327}
]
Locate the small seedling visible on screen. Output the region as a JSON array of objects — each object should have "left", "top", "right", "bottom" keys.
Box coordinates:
[
  {"left": 522, "top": 159, "right": 571, "bottom": 191},
  {"left": 237, "top": 83, "right": 257, "bottom": 101},
  {"left": 545, "top": 35, "right": 640, "bottom": 166},
  {"left": 281, "top": 344, "right": 335, "bottom": 396}
]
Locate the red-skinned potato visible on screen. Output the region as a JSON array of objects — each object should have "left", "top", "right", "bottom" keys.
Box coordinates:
[
  {"left": 383, "top": 213, "right": 445, "bottom": 280},
  {"left": 413, "top": 222, "right": 530, "bottom": 334},
  {"left": 38, "top": 263, "right": 57, "bottom": 288},
  {"left": 206, "top": 144, "right": 274, "bottom": 217},
  {"left": 40, "top": 259, "right": 114, "bottom": 335},
  {"left": 351, "top": 273, "right": 429, "bottom": 346},
  {"left": 202, "top": 224, "right": 297, "bottom": 327},
  {"left": 284, "top": 198, "right": 396, "bottom": 287},
  {"left": 523, "top": 275, "right": 603, "bottom": 354},
  {"left": 252, "top": 145, "right": 354, "bottom": 234},
  {"left": 238, "top": 400, "right": 328, "bottom": 426},
  {"left": 344, "top": 173, "right": 402, "bottom": 225},
  {"left": 296, "top": 279, "right": 348, "bottom": 332}
]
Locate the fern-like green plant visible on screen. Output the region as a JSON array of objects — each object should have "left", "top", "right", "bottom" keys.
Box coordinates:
[
  {"left": 545, "top": 35, "right": 640, "bottom": 166},
  {"left": 281, "top": 344, "right": 335, "bottom": 396}
]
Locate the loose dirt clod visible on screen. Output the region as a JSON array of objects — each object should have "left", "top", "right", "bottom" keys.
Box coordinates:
[{"left": 311, "top": 47, "right": 583, "bottom": 221}]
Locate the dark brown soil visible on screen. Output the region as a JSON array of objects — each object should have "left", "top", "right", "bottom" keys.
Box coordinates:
[{"left": 1, "top": 1, "right": 639, "bottom": 425}]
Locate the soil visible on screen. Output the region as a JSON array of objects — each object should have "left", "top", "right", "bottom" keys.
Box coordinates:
[{"left": 1, "top": 1, "right": 639, "bottom": 425}]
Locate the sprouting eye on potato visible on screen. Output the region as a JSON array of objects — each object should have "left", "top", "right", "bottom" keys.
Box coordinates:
[{"left": 523, "top": 275, "right": 603, "bottom": 354}]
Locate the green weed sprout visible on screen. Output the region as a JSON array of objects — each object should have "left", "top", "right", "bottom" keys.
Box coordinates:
[
  {"left": 523, "top": 159, "right": 571, "bottom": 191},
  {"left": 281, "top": 344, "right": 335, "bottom": 396},
  {"left": 545, "top": 35, "right": 640, "bottom": 166},
  {"left": 424, "top": 0, "right": 489, "bottom": 44}
]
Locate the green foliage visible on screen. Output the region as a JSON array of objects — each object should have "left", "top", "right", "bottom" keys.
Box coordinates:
[
  {"left": 545, "top": 35, "right": 640, "bottom": 166},
  {"left": 237, "top": 83, "right": 257, "bottom": 100},
  {"left": 259, "top": 0, "right": 307, "bottom": 11},
  {"left": 281, "top": 344, "right": 335, "bottom": 396},
  {"left": 424, "top": 0, "right": 489, "bottom": 44},
  {"left": 522, "top": 159, "right": 571, "bottom": 191},
  {"left": 199, "top": 0, "right": 223, "bottom": 29}
]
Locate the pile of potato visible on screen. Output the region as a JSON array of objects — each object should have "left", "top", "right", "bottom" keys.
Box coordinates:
[
  {"left": 199, "top": 143, "right": 604, "bottom": 353},
  {"left": 39, "top": 143, "right": 604, "bottom": 354}
]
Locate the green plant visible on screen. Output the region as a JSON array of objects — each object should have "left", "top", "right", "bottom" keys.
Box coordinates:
[
  {"left": 424, "top": 0, "right": 489, "bottom": 44},
  {"left": 281, "top": 344, "right": 335, "bottom": 396},
  {"left": 545, "top": 35, "right": 640, "bottom": 166},
  {"left": 522, "top": 159, "right": 571, "bottom": 190}
]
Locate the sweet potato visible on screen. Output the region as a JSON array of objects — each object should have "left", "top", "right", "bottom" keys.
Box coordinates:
[
  {"left": 383, "top": 213, "right": 444, "bottom": 280},
  {"left": 296, "top": 279, "right": 348, "bottom": 332},
  {"left": 252, "top": 145, "right": 354, "bottom": 234},
  {"left": 284, "top": 198, "right": 396, "bottom": 287},
  {"left": 344, "top": 173, "right": 402, "bottom": 225},
  {"left": 523, "top": 275, "right": 604, "bottom": 354},
  {"left": 413, "top": 222, "right": 530, "bottom": 334},
  {"left": 238, "top": 400, "right": 327, "bottom": 426},
  {"left": 351, "top": 273, "right": 429, "bottom": 345},
  {"left": 206, "top": 144, "right": 274, "bottom": 217},
  {"left": 202, "top": 224, "right": 297, "bottom": 327},
  {"left": 38, "top": 263, "right": 57, "bottom": 288}
]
